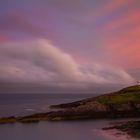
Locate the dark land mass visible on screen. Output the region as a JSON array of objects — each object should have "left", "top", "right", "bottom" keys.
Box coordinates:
[
  {"left": 103, "top": 120, "right": 140, "bottom": 139},
  {"left": 1, "top": 85, "right": 140, "bottom": 138},
  {"left": 0, "top": 85, "right": 140, "bottom": 123}
]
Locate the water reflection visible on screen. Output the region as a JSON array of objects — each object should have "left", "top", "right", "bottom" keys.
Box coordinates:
[{"left": 0, "top": 119, "right": 134, "bottom": 140}]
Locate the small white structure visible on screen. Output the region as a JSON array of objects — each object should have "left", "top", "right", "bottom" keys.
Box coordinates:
[{"left": 137, "top": 81, "right": 140, "bottom": 85}]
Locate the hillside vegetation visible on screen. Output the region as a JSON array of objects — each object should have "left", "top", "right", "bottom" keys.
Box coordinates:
[
  {"left": 51, "top": 85, "right": 140, "bottom": 108},
  {"left": 49, "top": 85, "right": 140, "bottom": 120}
]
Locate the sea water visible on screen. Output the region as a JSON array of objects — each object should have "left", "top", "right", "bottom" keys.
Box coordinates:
[{"left": 0, "top": 94, "right": 134, "bottom": 140}]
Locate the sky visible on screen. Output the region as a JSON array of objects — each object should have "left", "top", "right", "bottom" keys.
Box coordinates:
[{"left": 0, "top": 0, "right": 140, "bottom": 93}]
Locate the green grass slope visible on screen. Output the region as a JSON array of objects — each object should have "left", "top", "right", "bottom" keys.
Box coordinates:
[
  {"left": 98, "top": 85, "right": 140, "bottom": 104},
  {"left": 51, "top": 85, "right": 140, "bottom": 108}
]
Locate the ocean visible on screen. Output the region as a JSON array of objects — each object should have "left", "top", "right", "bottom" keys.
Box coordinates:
[{"left": 0, "top": 94, "right": 134, "bottom": 140}]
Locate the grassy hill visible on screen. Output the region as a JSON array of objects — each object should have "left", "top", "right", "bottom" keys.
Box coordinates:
[
  {"left": 51, "top": 85, "right": 140, "bottom": 108},
  {"left": 98, "top": 85, "right": 140, "bottom": 104},
  {"left": 49, "top": 85, "right": 140, "bottom": 120}
]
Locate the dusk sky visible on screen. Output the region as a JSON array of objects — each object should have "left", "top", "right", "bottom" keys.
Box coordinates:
[{"left": 0, "top": 0, "right": 140, "bottom": 93}]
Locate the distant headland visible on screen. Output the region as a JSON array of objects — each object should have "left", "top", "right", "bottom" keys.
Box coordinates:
[
  {"left": 0, "top": 85, "right": 140, "bottom": 123},
  {"left": 1, "top": 85, "right": 140, "bottom": 138}
]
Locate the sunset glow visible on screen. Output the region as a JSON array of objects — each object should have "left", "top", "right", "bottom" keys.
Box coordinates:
[{"left": 0, "top": 0, "right": 139, "bottom": 92}]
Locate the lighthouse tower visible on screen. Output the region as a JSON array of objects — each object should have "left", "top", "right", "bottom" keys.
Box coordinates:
[{"left": 137, "top": 81, "right": 140, "bottom": 85}]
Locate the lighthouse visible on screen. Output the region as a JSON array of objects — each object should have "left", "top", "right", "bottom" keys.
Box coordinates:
[{"left": 137, "top": 81, "right": 140, "bottom": 85}]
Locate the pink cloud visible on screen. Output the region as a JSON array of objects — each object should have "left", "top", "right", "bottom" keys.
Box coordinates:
[
  {"left": 71, "top": 0, "right": 134, "bottom": 26},
  {"left": 0, "top": 39, "right": 134, "bottom": 85},
  {"left": 103, "top": 25, "right": 140, "bottom": 69},
  {"left": 103, "top": 10, "right": 140, "bottom": 32},
  {"left": 92, "top": 5, "right": 140, "bottom": 70}
]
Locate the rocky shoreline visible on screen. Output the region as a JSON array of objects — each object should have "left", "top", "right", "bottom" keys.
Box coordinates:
[
  {"left": 103, "top": 120, "right": 140, "bottom": 139},
  {"left": 0, "top": 85, "right": 140, "bottom": 138},
  {"left": 0, "top": 85, "right": 140, "bottom": 122}
]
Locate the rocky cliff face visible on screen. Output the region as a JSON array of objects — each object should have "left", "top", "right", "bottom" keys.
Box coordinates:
[
  {"left": 46, "top": 102, "right": 140, "bottom": 120},
  {"left": 47, "top": 85, "right": 140, "bottom": 120}
]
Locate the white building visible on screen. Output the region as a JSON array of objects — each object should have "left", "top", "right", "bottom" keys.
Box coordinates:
[{"left": 137, "top": 81, "right": 140, "bottom": 85}]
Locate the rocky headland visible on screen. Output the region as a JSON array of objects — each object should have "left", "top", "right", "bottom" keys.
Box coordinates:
[{"left": 0, "top": 85, "right": 140, "bottom": 123}]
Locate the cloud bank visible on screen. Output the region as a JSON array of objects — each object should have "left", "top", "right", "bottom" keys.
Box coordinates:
[{"left": 0, "top": 39, "right": 135, "bottom": 88}]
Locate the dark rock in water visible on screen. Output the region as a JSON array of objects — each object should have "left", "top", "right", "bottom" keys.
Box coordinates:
[{"left": 103, "top": 120, "right": 140, "bottom": 139}]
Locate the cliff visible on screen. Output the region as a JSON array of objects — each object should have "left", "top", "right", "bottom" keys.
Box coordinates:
[{"left": 48, "top": 85, "right": 140, "bottom": 120}]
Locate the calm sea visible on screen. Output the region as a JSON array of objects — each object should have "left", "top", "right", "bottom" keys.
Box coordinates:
[{"left": 0, "top": 94, "right": 133, "bottom": 140}]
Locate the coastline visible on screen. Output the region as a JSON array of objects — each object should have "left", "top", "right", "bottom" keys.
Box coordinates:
[
  {"left": 0, "top": 85, "right": 140, "bottom": 139},
  {"left": 0, "top": 85, "right": 140, "bottom": 124},
  {"left": 97, "top": 129, "right": 133, "bottom": 140},
  {"left": 102, "top": 120, "right": 140, "bottom": 139}
]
